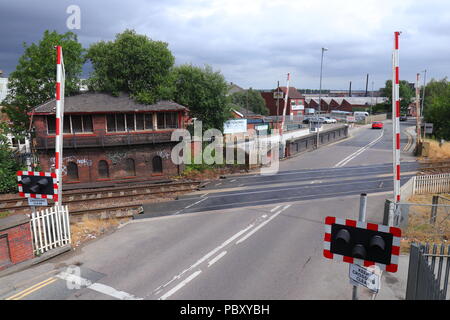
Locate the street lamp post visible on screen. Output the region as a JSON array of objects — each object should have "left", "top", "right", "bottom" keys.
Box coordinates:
[{"left": 317, "top": 47, "right": 328, "bottom": 148}]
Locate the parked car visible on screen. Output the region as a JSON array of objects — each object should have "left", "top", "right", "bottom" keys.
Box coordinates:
[
  {"left": 372, "top": 121, "right": 383, "bottom": 129},
  {"left": 399, "top": 115, "right": 408, "bottom": 121},
  {"left": 324, "top": 117, "right": 337, "bottom": 123},
  {"left": 303, "top": 117, "right": 324, "bottom": 124}
]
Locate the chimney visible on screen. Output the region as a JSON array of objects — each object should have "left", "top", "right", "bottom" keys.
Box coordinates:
[
  {"left": 349, "top": 81, "right": 352, "bottom": 97},
  {"left": 365, "top": 74, "right": 369, "bottom": 97}
]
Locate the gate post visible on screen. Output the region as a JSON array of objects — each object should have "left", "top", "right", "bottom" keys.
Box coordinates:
[{"left": 406, "top": 243, "right": 420, "bottom": 300}]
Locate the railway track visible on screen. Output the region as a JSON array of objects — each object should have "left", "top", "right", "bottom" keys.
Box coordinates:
[
  {"left": 0, "top": 180, "right": 204, "bottom": 215},
  {"left": 418, "top": 159, "right": 450, "bottom": 173}
]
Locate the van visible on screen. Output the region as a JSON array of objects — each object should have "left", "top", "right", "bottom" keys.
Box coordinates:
[{"left": 354, "top": 111, "right": 369, "bottom": 117}]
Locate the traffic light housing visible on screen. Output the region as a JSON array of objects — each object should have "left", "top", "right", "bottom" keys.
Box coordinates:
[
  {"left": 324, "top": 216, "right": 401, "bottom": 272},
  {"left": 17, "top": 171, "right": 57, "bottom": 198}
]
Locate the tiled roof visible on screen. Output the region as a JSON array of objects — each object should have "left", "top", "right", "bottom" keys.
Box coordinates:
[{"left": 32, "top": 92, "right": 188, "bottom": 114}]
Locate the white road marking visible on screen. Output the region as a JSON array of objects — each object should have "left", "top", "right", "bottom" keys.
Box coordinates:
[
  {"left": 231, "top": 179, "right": 237, "bottom": 182},
  {"left": 56, "top": 272, "right": 142, "bottom": 300},
  {"left": 200, "top": 192, "right": 209, "bottom": 198},
  {"left": 262, "top": 214, "right": 268, "bottom": 218},
  {"left": 216, "top": 183, "right": 222, "bottom": 186},
  {"left": 236, "top": 204, "right": 291, "bottom": 245},
  {"left": 153, "top": 224, "right": 255, "bottom": 293},
  {"left": 184, "top": 197, "right": 208, "bottom": 209},
  {"left": 208, "top": 251, "right": 227, "bottom": 267},
  {"left": 334, "top": 129, "right": 384, "bottom": 168},
  {"left": 159, "top": 270, "right": 202, "bottom": 300},
  {"left": 270, "top": 205, "right": 281, "bottom": 212}
]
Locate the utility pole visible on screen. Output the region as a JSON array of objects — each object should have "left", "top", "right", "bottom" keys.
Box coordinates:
[
  {"left": 370, "top": 81, "right": 374, "bottom": 115},
  {"left": 365, "top": 74, "right": 369, "bottom": 97},
  {"left": 415, "top": 73, "right": 421, "bottom": 146},
  {"left": 280, "top": 73, "right": 290, "bottom": 158},
  {"left": 276, "top": 81, "right": 280, "bottom": 122},
  {"left": 421, "top": 69, "right": 427, "bottom": 140},
  {"left": 317, "top": 47, "right": 328, "bottom": 148}
]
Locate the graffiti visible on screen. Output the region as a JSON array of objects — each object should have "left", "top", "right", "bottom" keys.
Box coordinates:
[
  {"left": 50, "top": 156, "right": 93, "bottom": 167},
  {"left": 106, "top": 150, "right": 128, "bottom": 165},
  {"left": 156, "top": 150, "right": 171, "bottom": 159}
]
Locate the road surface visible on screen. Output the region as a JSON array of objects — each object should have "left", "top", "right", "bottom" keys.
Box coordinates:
[{"left": 0, "top": 119, "right": 418, "bottom": 300}]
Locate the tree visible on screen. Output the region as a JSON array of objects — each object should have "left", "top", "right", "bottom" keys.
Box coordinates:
[
  {"left": 2, "top": 30, "right": 85, "bottom": 130},
  {"left": 0, "top": 123, "right": 24, "bottom": 194},
  {"left": 172, "top": 64, "right": 231, "bottom": 131},
  {"left": 229, "top": 89, "right": 269, "bottom": 115},
  {"left": 423, "top": 78, "right": 450, "bottom": 140},
  {"left": 381, "top": 80, "right": 414, "bottom": 114},
  {"left": 86, "top": 29, "right": 175, "bottom": 104}
]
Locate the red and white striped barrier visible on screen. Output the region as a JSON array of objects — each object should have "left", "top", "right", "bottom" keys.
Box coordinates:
[
  {"left": 17, "top": 170, "right": 58, "bottom": 200},
  {"left": 392, "top": 32, "right": 401, "bottom": 203},
  {"left": 55, "top": 45, "right": 65, "bottom": 206},
  {"left": 323, "top": 216, "right": 401, "bottom": 273}
]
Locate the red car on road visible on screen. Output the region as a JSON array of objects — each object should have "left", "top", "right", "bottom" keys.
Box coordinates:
[{"left": 372, "top": 121, "right": 383, "bottom": 129}]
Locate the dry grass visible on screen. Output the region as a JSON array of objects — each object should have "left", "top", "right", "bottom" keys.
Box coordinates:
[
  {"left": 70, "top": 216, "right": 129, "bottom": 248},
  {"left": 421, "top": 139, "right": 450, "bottom": 160},
  {"left": 401, "top": 193, "right": 450, "bottom": 253}
]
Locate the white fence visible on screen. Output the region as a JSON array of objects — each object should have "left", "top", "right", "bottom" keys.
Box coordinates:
[
  {"left": 30, "top": 205, "right": 71, "bottom": 255},
  {"left": 413, "top": 173, "right": 450, "bottom": 195}
]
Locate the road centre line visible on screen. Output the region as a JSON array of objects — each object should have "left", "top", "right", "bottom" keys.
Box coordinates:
[
  {"left": 334, "top": 129, "right": 384, "bottom": 167},
  {"left": 236, "top": 205, "right": 291, "bottom": 245},
  {"left": 208, "top": 251, "right": 227, "bottom": 267},
  {"left": 153, "top": 223, "right": 255, "bottom": 293},
  {"left": 270, "top": 205, "right": 281, "bottom": 212},
  {"left": 56, "top": 271, "right": 142, "bottom": 300},
  {"left": 159, "top": 270, "right": 202, "bottom": 300},
  {"left": 6, "top": 277, "right": 57, "bottom": 300},
  {"left": 184, "top": 197, "right": 208, "bottom": 209}
]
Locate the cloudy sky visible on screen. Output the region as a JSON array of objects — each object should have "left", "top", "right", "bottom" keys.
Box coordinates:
[{"left": 0, "top": 0, "right": 449, "bottom": 91}]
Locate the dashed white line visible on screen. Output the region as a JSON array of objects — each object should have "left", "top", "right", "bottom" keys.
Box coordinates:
[
  {"left": 200, "top": 193, "right": 209, "bottom": 198},
  {"left": 236, "top": 204, "right": 291, "bottom": 245},
  {"left": 208, "top": 251, "right": 227, "bottom": 267},
  {"left": 184, "top": 197, "right": 208, "bottom": 209},
  {"left": 270, "top": 205, "right": 281, "bottom": 212},
  {"left": 159, "top": 270, "right": 202, "bottom": 300},
  {"left": 153, "top": 223, "right": 255, "bottom": 293}
]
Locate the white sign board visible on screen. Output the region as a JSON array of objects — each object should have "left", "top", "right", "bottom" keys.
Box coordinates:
[
  {"left": 346, "top": 116, "right": 356, "bottom": 122},
  {"left": 255, "top": 124, "right": 269, "bottom": 131},
  {"left": 223, "top": 119, "right": 248, "bottom": 134},
  {"left": 349, "top": 264, "right": 381, "bottom": 293},
  {"left": 273, "top": 92, "right": 284, "bottom": 99},
  {"left": 28, "top": 198, "right": 48, "bottom": 207},
  {"left": 291, "top": 104, "right": 304, "bottom": 111}
]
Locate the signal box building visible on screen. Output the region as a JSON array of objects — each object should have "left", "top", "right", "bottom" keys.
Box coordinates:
[
  {"left": 30, "top": 93, "right": 189, "bottom": 185},
  {"left": 260, "top": 87, "right": 305, "bottom": 117}
]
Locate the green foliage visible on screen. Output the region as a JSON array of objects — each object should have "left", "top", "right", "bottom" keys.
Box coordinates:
[
  {"left": 381, "top": 80, "right": 414, "bottom": 113},
  {"left": 172, "top": 64, "right": 231, "bottom": 131},
  {"left": 86, "top": 29, "right": 175, "bottom": 104},
  {"left": 423, "top": 78, "right": 450, "bottom": 140},
  {"left": 371, "top": 103, "right": 389, "bottom": 114},
  {"left": 2, "top": 30, "right": 85, "bottom": 130},
  {"left": 229, "top": 89, "right": 269, "bottom": 115},
  {"left": 0, "top": 124, "right": 24, "bottom": 194}
]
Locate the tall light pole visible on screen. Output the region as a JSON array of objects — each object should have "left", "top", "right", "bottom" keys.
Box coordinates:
[
  {"left": 420, "top": 69, "right": 427, "bottom": 140},
  {"left": 317, "top": 47, "right": 328, "bottom": 148}
]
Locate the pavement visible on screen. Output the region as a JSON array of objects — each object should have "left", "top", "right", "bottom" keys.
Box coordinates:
[{"left": 0, "top": 118, "right": 419, "bottom": 300}]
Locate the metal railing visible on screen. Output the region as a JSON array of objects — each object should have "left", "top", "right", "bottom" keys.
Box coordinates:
[
  {"left": 406, "top": 243, "right": 450, "bottom": 300},
  {"left": 34, "top": 129, "right": 175, "bottom": 149}
]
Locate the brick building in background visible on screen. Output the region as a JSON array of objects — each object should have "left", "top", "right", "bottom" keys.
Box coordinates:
[
  {"left": 30, "top": 93, "right": 189, "bottom": 185},
  {"left": 260, "top": 87, "right": 305, "bottom": 117}
]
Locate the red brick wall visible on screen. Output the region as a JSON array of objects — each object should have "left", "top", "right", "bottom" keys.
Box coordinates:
[
  {"left": 0, "top": 222, "right": 34, "bottom": 271},
  {"left": 37, "top": 143, "right": 182, "bottom": 184}
]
